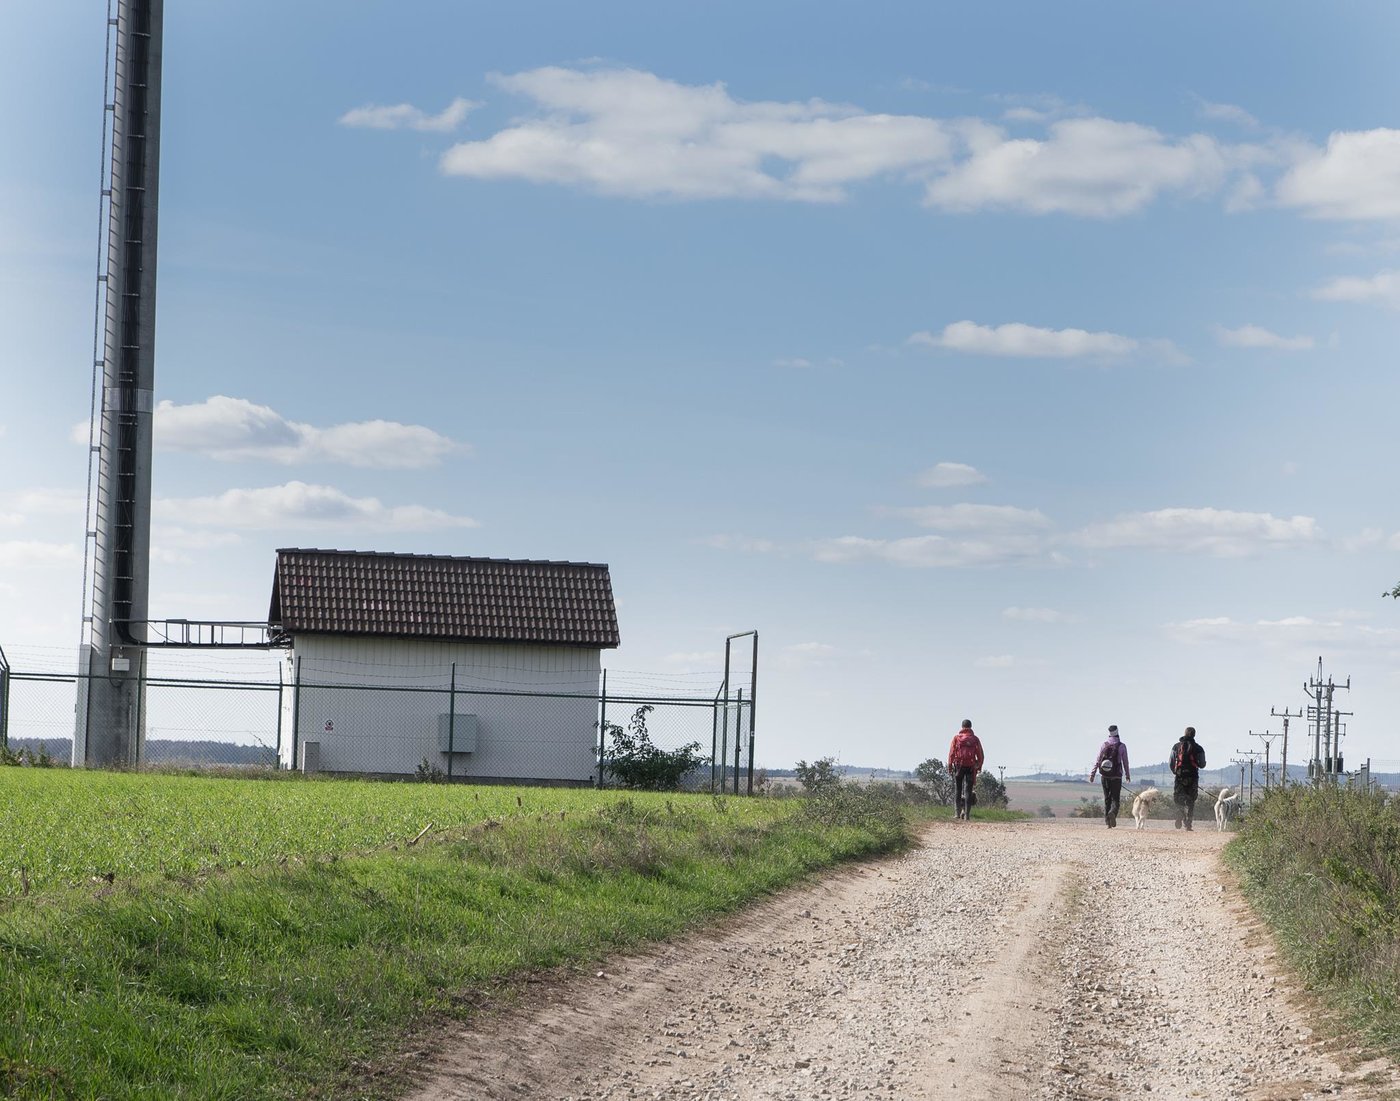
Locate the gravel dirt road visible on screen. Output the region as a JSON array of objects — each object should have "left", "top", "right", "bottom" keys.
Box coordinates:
[{"left": 405, "top": 817, "right": 1399, "bottom": 1101}]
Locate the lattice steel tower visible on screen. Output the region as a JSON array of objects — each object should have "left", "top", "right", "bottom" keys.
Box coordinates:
[{"left": 75, "top": 0, "right": 164, "bottom": 767}]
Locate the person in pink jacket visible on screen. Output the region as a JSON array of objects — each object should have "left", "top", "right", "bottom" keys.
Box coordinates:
[
  {"left": 948, "top": 720, "right": 985, "bottom": 821},
  {"left": 1089, "top": 724, "right": 1131, "bottom": 829}
]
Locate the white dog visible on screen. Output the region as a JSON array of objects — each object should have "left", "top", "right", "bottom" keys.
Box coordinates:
[
  {"left": 1131, "top": 787, "right": 1161, "bottom": 830},
  {"left": 1214, "top": 787, "right": 1239, "bottom": 831}
]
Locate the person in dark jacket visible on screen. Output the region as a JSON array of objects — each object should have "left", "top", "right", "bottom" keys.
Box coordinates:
[
  {"left": 1169, "top": 726, "right": 1207, "bottom": 830},
  {"left": 1090, "top": 725, "right": 1131, "bottom": 829}
]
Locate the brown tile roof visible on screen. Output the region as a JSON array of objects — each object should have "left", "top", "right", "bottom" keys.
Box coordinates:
[{"left": 268, "top": 548, "right": 619, "bottom": 648}]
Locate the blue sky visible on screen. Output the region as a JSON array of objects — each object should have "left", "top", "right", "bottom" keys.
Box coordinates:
[{"left": 4, "top": 1, "right": 1400, "bottom": 774}]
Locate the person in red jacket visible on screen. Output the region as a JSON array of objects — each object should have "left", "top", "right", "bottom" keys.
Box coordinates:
[{"left": 947, "top": 719, "right": 985, "bottom": 821}]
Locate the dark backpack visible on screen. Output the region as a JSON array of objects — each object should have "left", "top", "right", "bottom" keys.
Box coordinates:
[
  {"left": 1173, "top": 741, "right": 1201, "bottom": 775},
  {"left": 1099, "top": 744, "right": 1119, "bottom": 775}
]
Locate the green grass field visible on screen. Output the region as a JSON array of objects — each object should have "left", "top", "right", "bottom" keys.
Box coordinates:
[
  {"left": 1, "top": 769, "right": 686, "bottom": 897},
  {"left": 0, "top": 769, "right": 910, "bottom": 1099}
]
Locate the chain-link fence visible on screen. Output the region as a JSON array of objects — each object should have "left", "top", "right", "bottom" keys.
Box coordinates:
[{"left": 2, "top": 663, "right": 758, "bottom": 792}]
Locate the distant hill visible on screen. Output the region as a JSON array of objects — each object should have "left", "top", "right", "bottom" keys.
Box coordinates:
[
  {"left": 6, "top": 738, "right": 275, "bottom": 767},
  {"left": 1012, "top": 762, "right": 1398, "bottom": 790},
  {"left": 763, "top": 765, "right": 915, "bottom": 781}
]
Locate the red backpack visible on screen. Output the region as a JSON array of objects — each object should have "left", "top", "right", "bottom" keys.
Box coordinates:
[{"left": 949, "top": 732, "right": 978, "bottom": 768}]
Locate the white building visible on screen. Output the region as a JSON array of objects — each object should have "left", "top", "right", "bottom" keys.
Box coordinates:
[{"left": 269, "top": 548, "right": 619, "bottom": 783}]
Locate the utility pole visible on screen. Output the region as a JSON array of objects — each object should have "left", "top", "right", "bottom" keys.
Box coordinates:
[
  {"left": 1234, "top": 749, "right": 1263, "bottom": 804},
  {"left": 1270, "top": 707, "right": 1302, "bottom": 788},
  {"left": 1328, "top": 708, "right": 1352, "bottom": 779},
  {"left": 1252, "top": 729, "right": 1281, "bottom": 792},
  {"left": 1304, "top": 658, "right": 1350, "bottom": 785}
]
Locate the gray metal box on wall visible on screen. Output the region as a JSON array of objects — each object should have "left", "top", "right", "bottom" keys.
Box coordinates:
[{"left": 437, "top": 714, "right": 478, "bottom": 754}]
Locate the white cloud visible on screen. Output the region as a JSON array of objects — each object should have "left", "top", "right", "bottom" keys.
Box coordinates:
[
  {"left": 1312, "top": 270, "right": 1400, "bottom": 309},
  {"left": 779, "top": 641, "right": 841, "bottom": 670},
  {"left": 924, "top": 117, "right": 1232, "bottom": 217},
  {"left": 1073, "top": 507, "right": 1319, "bottom": 557},
  {"left": 809, "top": 532, "right": 1054, "bottom": 568},
  {"left": 885, "top": 503, "right": 1050, "bottom": 531},
  {"left": 909, "top": 320, "right": 1142, "bottom": 359},
  {"left": 702, "top": 534, "right": 777, "bottom": 553},
  {"left": 974, "top": 654, "right": 1017, "bottom": 668},
  {"left": 332, "top": 68, "right": 1299, "bottom": 223},
  {"left": 917, "top": 462, "right": 987, "bottom": 489},
  {"left": 785, "top": 641, "right": 837, "bottom": 657},
  {"left": 1, "top": 488, "right": 86, "bottom": 519},
  {"left": 1337, "top": 528, "right": 1385, "bottom": 553},
  {"left": 1195, "top": 100, "right": 1260, "bottom": 130},
  {"left": 1002, "top": 606, "right": 1073, "bottom": 623},
  {"left": 0, "top": 540, "right": 82, "bottom": 569},
  {"left": 153, "top": 527, "right": 244, "bottom": 551},
  {"left": 1166, "top": 615, "right": 1400, "bottom": 650},
  {"left": 1214, "top": 324, "right": 1314, "bottom": 351},
  {"left": 339, "top": 97, "right": 476, "bottom": 133},
  {"left": 441, "top": 68, "right": 957, "bottom": 202},
  {"left": 994, "top": 92, "right": 1091, "bottom": 125},
  {"left": 154, "top": 397, "right": 463, "bottom": 468},
  {"left": 773, "top": 357, "right": 813, "bottom": 368},
  {"left": 152, "top": 482, "right": 477, "bottom": 532},
  {"left": 1277, "top": 129, "right": 1400, "bottom": 221}
]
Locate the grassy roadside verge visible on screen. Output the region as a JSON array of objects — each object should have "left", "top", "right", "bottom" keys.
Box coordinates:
[
  {"left": 1, "top": 776, "right": 909, "bottom": 1100},
  {"left": 1226, "top": 785, "right": 1400, "bottom": 1055}
]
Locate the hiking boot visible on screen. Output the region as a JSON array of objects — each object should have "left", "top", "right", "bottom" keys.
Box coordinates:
[{"left": 1174, "top": 817, "right": 1183, "bottom": 830}]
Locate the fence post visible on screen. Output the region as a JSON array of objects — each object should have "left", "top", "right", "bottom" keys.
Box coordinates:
[
  {"left": 711, "top": 687, "right": 721, "bottom": 792},
  {"left": 746, "top": 705, "right": 755, "bottom": 796},
  {"left": 0, "top": 643, "right": 9, "bottom": 750},
  {"left": 275, "top": 675, "right": 284, "bottom": 768},
  {"left": 733, "top": 688, "right": 743, "bottom": 795},
  {"left": 134, "top": 661, "right": 145, "bottom": 769},
  {"left": 747, "top": 631, "right": 758, "bottom": 795},
  {"left": 291, "top": 656, "right": 302, "bottom": 772},
  {"left": 597, "top": 669, "right": 607, "bottom": 789},
  {"left": 447, "top": 662, "right": 456, "bottom": 781}
]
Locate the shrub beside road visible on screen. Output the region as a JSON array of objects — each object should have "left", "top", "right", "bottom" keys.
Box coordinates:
[{"left": 1229, "top": 785, "right": 1400, "bottom": 1056}]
